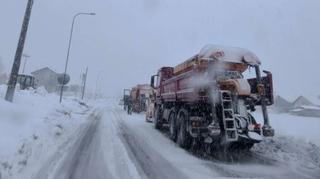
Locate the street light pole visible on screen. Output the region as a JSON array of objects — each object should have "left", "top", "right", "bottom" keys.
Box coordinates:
[
  {"left": 59, "top": 12, "right": 96, "bottom": 103},
  {"left": 5, "top": 0, "right": 34, "bottom": 102},
  {"left": 95, "top": 70, "right": 103, "bottom": 99},
  {"left": 22, "top": 54, "right": 30, "bottom": 74},
  {"left": 81, "top": 67, "right": 88, "bottom": 100}
]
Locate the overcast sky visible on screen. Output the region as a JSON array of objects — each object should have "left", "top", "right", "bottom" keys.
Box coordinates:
[{"left": 0, "top": 0, "right": 319, "bottom": 101}]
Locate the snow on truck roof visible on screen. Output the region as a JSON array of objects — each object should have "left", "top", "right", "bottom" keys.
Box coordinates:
[
  {"left": 198, "top": 44, "right": 261, "bottom": 66},
  {"left": 173, "top": 44, "right": 261, "bottom": 75}
]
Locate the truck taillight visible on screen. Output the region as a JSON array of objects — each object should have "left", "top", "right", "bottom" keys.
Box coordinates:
[
  {"left": 199, "top": 90, "right": 206, "bottom": 96},
  {"left": 248, "top": 123, "right": 261, "bottom": 131},
  {"left": 254, "top": 123, "right": 261, "bottom": 129},
  {"left": 192, "top": 121, "right": 200, "bottom": 127}
]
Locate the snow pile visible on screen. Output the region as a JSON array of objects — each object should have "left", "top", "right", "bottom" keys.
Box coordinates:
[
  {"left": 0, "top": 85, "right": 90, "bottom": 179},
  {"left": 250, "top": 110, "right": 320, "bottom": 177},
  {"left": 252, "top": 137, "right": 320, "bottom": 177}
]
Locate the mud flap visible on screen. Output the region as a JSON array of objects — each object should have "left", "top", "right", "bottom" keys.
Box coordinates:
[
  {"left": 262, "top": 126, "right": 275, "bottom": 137},
  {"left": 238, "top": 132, "right": 263, "bottom": 143}
]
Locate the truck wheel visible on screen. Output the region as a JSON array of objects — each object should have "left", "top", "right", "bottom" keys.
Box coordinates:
[
  {"left": 154, "top": 106, "right": 162, "bottom": 129},
  {"left": 168, "top": 111, "right": 177, "bottom": 141},
  {"left": 177, "top": 110, "right": 192, "bottom": 149},
  {"left": 228, "top": 142, "right": 254, "bottom": 152}
]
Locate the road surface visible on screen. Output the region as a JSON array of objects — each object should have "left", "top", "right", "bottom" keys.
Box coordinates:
[{"left": 34, "top": 102, "right": 320, "bottom": 179}]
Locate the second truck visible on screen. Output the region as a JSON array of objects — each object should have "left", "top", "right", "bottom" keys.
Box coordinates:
[
  {"left": 149, "top": 44, "right": 274, "bottom": 151},
  {"left": 130, "top": 84, "right": 154, "bottom": 113}
]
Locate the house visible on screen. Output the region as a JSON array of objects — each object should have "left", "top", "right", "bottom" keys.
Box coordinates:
[
  {"left": 290, "top": 96, "right": 320, "bottom": 117},
  {"left": 273, "top": 95, "right": 294, "bottom": 113},
  {"left": 0, "top": 73, "right": 8, "bottom": 85},
  {"left": 31, "top": 67, "right": 59, "bottom": 93},
  {"left": 292, "top": 96, "right": 314, "bottom": 108}
]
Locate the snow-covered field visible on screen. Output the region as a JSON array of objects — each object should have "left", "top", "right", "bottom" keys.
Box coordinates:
[
  {"left": 0, "top": 87, "right": 319, "bottom": 179},
  {"left": 252, "top": 111, "right": 320, "bottom": 146}
]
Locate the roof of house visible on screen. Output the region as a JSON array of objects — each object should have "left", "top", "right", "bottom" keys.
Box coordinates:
[
  {"left": 274, "top": 95, "right": 294, "bottom": 108},
  {"left": 292, "top": 96, "right": 314, "bottom": 108},
  {"left": 31, "top": 67, "right": 57, "bottom": 75}
]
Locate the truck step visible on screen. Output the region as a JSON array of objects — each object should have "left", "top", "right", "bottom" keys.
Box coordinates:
[
  {"left": 221, "top": 90, "right": 232, "bottom": 100},
  {"left": 225, "top": 130, "right": 238, "bottom": 141},
  {"left": 219, "top": 90, "right": 238, "bottom": 142}
]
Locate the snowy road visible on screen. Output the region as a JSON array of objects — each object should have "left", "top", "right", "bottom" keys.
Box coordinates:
[{"left": 34, "top": 102, "right": 320, "bottom": 179}]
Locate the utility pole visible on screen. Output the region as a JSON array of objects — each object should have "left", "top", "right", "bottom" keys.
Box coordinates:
[
  {"left": 22, "top": 54, "right": 30, "bottom": 74},
  {"left": 81, "top": 67, "right": 88, "bottom": 100},
  {"left": 95, "top": 71, "right": 103, "bottom": 99},
  {"left": 5, "top": 0, "right": 34, "bottom": 102}
]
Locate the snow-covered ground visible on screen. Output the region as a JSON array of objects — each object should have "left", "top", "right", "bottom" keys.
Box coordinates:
[
  {"left": 36, "top": 101, "right": 320, "bottom": 179},
  {"left": 251, "top": 110, "right": 320, "bottom": 178},
  {"left": 0, "top": 85, "right": 91, "bottom": 179},
  {"left": 1, "top": 88, "right": 319, "bottom": 178},
  {"left": 252, "top": 110, "right": 320, "bottom": 146}
]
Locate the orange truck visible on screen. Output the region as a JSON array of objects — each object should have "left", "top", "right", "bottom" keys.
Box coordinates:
[
  {"left": 130, "top": 84, "right": 154, "bottom": 113},
  {"left": 149, "top": 44, "right": 274, "bottom": 151}
]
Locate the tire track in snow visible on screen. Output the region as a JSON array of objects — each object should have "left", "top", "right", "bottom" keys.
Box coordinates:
[
  {"left": 52, "top": 110, "right": 112, "bottom": 179},
  {"left": 112, "top": 110, "right": 189, "bottom": 179}
]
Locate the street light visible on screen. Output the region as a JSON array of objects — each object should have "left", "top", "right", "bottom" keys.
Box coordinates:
[{"left": 59, "top": 12, "right": 96, "bottom": 103}]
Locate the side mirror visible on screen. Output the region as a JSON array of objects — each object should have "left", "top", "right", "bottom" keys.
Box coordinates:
[
  {"left": 263, "top": 70, "right": 271, "bottom": 75},
  {"left": 150, "top": 75, "right": 156, "bottom": 88}
]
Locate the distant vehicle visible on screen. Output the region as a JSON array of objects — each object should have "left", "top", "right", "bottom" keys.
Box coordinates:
[
  {"left": 130, "top": 84, "right": 153, "bottom": 113},
  {"left": 149, "top": 44, "right": 274, "bottom": 152},
  {"left": 17, "top": 74, "right": 36, "bottom": 90},
  {"left": 119, "top": 99, "right": 124, "bottom": 105},
  {"left": 145, "top": 90, "right": 156, "bottom": 122},
  {"left": 123, "top": 89, "right": 131, "bottom": 111}
]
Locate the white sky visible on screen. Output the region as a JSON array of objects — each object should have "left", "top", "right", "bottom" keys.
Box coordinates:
[{"left": 0, "top": 0, "right": 319, "bottom": 101}]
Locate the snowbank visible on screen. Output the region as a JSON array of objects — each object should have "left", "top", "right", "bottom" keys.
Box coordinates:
[
  {"left": 250, "top": 110, "right": 320, "bottom": 177},
  {"left": 0, "top": 85, "right": 90, "bottom": 179},
  {"left": 253, "top": 136, "right": 320, "bottom": 176}
]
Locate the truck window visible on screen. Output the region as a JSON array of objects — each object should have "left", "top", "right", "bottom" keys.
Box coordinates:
[{"left": 26, "top": 77, "right": 31, "bottom": 85}]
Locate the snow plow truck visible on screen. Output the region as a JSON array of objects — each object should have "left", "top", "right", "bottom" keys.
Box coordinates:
[
  {"left": 130, "top": 84, "right": 154, "bottom": 113},
  {"left": 149, "top": 44, "right": 274, "bottom": 151}
]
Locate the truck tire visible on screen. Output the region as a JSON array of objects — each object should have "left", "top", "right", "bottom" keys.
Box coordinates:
[
  {"left": 154, "top": 106, "right": 163, "bottom": 129},
  {"left": 168, "top": 110, "right": 177, "bottom": 141},
  {"left": 177, "top": 109, "right": 192, "bottom": 149}
]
